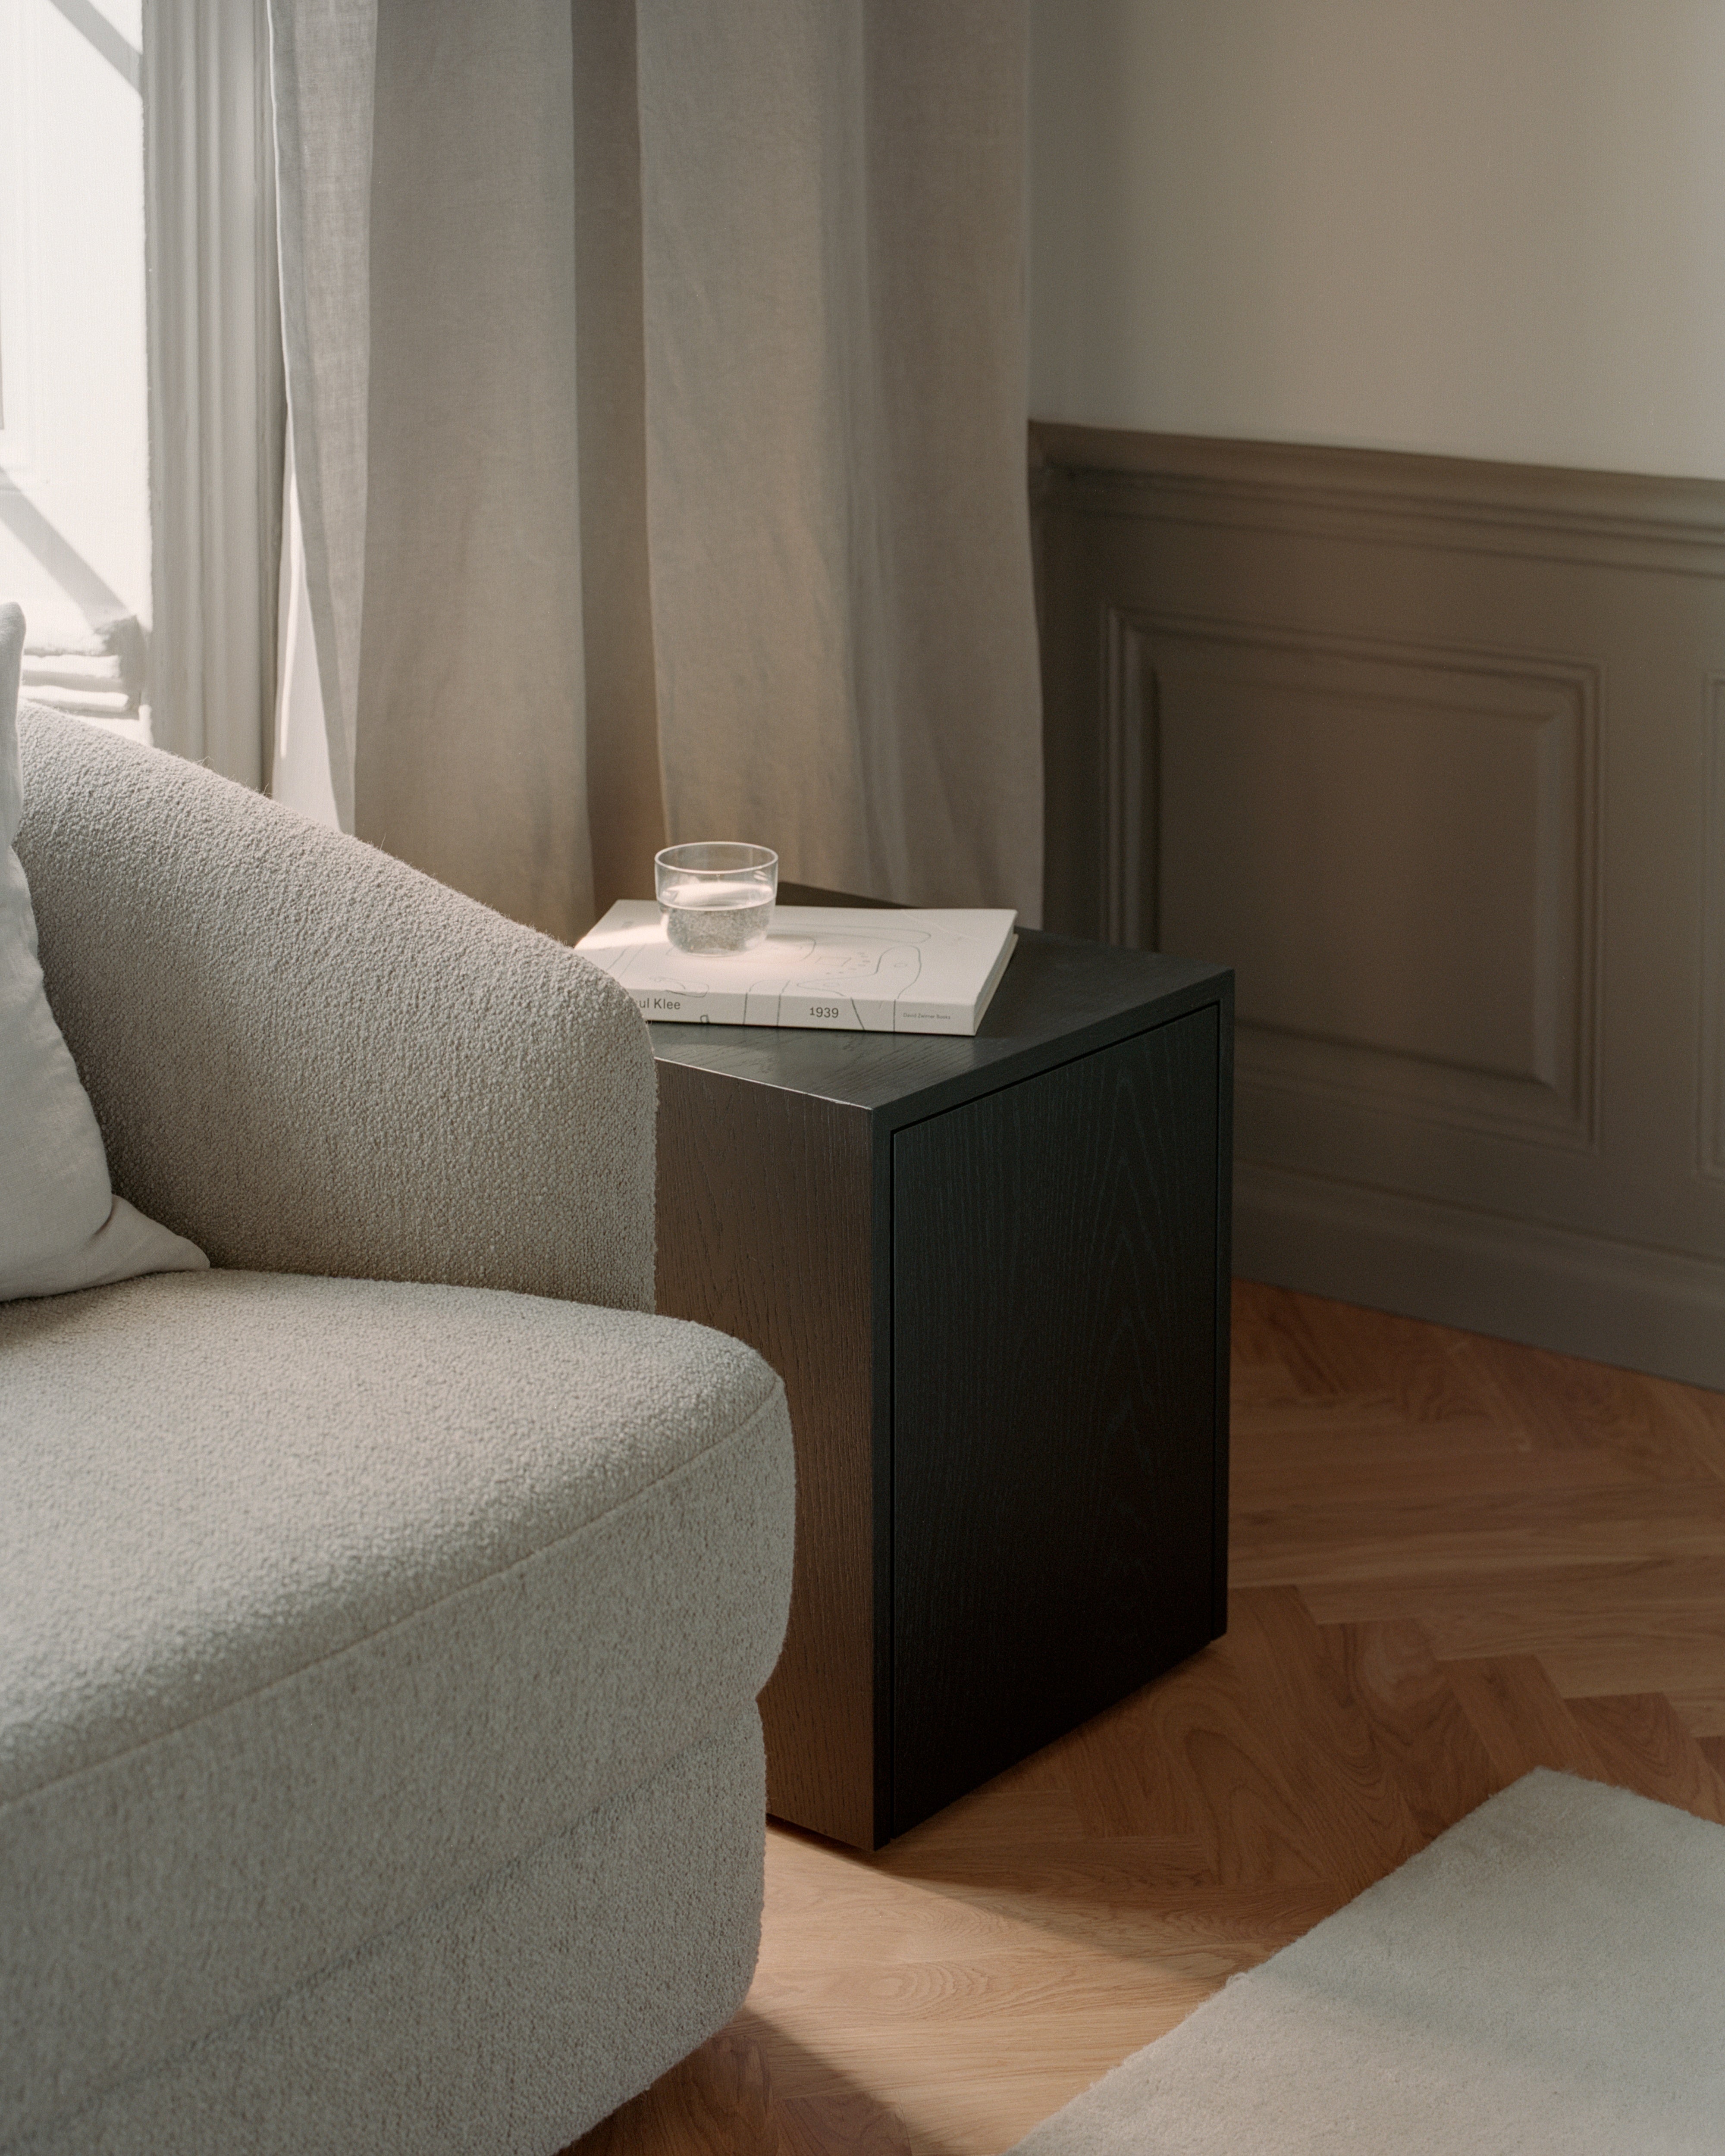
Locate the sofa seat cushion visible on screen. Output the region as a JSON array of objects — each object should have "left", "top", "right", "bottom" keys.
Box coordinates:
[{"left": 0, "top": 1268, "right": 795, "bottom": 2147}]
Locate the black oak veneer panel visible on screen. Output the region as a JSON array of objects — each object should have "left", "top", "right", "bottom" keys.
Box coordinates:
[
  {"left": 655, "top": 1067, "right": 883, "bottom": 1848},
  {"left": 652, "top": 918, "right": 1232, "bottom": 1847},
  {"left": 651, "top": 931, "right": 1223, "bottom": 1117},
  {"left": 890, "top": 1009, "right": 1221, "bottom": 1835}
]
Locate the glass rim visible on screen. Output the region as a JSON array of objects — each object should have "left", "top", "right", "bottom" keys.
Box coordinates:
[{"left": 654, "top": 842, "right": 778, "bottom": 877}]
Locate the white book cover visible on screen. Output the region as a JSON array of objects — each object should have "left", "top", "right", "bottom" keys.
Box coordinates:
[{"left": 576, "top": 902, "right": 1019, "bottom": 1036}]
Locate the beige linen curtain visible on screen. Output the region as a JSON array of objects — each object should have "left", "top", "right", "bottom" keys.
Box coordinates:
[
  {"left": 635, "top": 4, "right": 1043, "bottom": 918},
  {"left": 270, "top": 0, "right": 1042, "bottom": 939},
  {"left": 271, "top": 0, "right": 591, "bottom": 935}
]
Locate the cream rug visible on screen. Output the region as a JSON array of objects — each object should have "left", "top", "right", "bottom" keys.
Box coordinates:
[{"left": 1011, "top": 1769, "right": 1725, "bottom": 2154}]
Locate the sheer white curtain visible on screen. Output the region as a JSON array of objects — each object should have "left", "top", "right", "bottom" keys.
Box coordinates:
[
  {"left": 145, "top": 0, "right": 283, "bottom": 783},
  {"left": 269, "top": 0, "right": 1042, "bottom": 940}
]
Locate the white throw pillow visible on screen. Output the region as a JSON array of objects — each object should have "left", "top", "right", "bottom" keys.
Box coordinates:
[{"left": 0, "top": 602, "right": 208, "bottom": 1299}]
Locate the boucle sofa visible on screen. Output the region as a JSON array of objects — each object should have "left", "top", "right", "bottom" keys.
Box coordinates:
[{"left": 0, "top": 706, "right": 796, "bottom": 2154}]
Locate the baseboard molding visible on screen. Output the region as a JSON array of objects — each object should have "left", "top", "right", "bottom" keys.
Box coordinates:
[{"left": 1236, "top": 1163, "right": 1725, "bottom": 1391}]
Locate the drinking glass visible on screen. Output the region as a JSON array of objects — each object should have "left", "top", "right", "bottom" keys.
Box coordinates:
[{"left": 654, "top": 842, "right": 779, "bottom": 953}]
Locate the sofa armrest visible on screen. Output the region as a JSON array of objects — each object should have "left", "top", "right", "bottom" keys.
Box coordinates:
[{"left": 15, "top": 708, "right": 656, "bottom": 1313}]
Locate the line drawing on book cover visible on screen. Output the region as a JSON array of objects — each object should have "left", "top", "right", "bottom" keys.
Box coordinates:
[
  {"left": 575, "top": 903, "right": 1017, "bottom": 1033},
  {"left": 625, "top": 932, "right": 933, "bottom": 1024},
  {"left": 749, "top": 931, "right": 925, "bottom": 1026}
]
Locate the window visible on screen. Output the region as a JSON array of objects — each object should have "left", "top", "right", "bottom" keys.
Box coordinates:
[
  {"left": 0, "top": 0, "right": 151, "bottom": 741},
  {"left": 1, "top": 0, "right": 280, "bottom": 779}
]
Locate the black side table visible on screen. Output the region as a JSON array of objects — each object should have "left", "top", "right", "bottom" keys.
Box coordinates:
[{"left": 652, "top": 887, "right": 1233, "bottom": 1849}]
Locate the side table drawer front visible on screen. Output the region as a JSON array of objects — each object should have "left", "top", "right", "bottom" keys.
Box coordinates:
[{"left": 890, "top": 1006, "right": 1223, "bottom": 1836}]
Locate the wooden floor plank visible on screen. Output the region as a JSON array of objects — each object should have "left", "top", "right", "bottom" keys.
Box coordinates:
[
  {"left": 1643, "top": 1373, "right": 1725, "bottom": 1488},
  {"left": 1565, "top": 1692, "right": 1725, "bottom": 1826},
  {"left": 1234, "top": 1417, "right": 1700, "bottom": 1508},
  {"left": 779, "top": 2090, "right": 916, "bottom": 2156},
  {"left": 1298, "top": 1556, "right": 1725, "bottom": 1698},
  {"left": 1179, "top": 1587, "right": 1426, "bottom": 1896},
  {"left": 1044, "top": 1689, "right": 1208, "bottom": 1846},
  {"left": 1235, "top": 1286, "right": 1394, "bottom": 1404},
  {"left": 578, "top": 2031, "right": 778, "bottom": 2156},
  {"left": 1442, "top": 1654, "right": 1605, "bottom": 1786},
  {"left": 568, "top": 1282, "right": 1725, "bottom": 2156},
  {"left": 1270, "top": 1291, "right": 1487, "bottom": 1424},
  {"left": 1317, "top": 1618, "right": 1500, "bottom": 1840},
  {"left": 1233, "top": 1481, "right": 1725, "bottom": 1591},
  {"left": 1453, "top": 1330, "right": 1723, "bottom": 1482},
  {"left": 1665, "top": 1688, "right": 1725, "bottom": 1739}
]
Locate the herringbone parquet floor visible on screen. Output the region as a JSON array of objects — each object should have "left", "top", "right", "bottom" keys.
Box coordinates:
[{"left": 573, "top": 1281, "right": 1725, "bottom": 2156}]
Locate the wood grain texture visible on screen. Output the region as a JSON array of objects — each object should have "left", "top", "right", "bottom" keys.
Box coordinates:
[
  {"left": 649, "top": 927, "right": 1226, "bottom": 1122},
  {"left": 569, "top": 1281, "right": 1725, "bottom": 2156},
  {"left": 890, "top": 1009, "right": 1222, "bottom": 1834},
  {"left": 652, "top": 940, "right": 1231, "bottom": 1848},
  {"left": 656, "top": 1065, "right": 881, "bottom": 1848}
]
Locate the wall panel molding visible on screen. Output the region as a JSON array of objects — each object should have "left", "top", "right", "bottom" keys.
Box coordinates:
[
  {"left": 1101, "top": 604, "right": 1156, "bottom": 949},
  {"left": 1035, "top": 421, "right": 1725, "bottom": 1388},
  {"left": 1103, "top": 610, "right": 1602, "bottom": 1153},
  {"left": 1703, "top": 677, "right": 1725, "bottom": 1185},
  {"left": 1033, "top": 423, "right": 1725, "bottom": 579}
]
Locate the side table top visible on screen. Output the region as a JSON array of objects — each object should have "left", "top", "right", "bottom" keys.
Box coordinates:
[{"left": 646, "top": 884, "right": 1230, "bottom": 1123}]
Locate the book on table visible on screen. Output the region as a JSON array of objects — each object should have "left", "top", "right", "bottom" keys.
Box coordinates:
[{"left": 576, "top": 902, "right": 1018, "bottom": 1036}]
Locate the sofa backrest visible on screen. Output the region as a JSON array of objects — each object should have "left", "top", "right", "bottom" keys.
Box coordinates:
[{"left": 15, "top": 708, "right": 656, "bottom": 1313}]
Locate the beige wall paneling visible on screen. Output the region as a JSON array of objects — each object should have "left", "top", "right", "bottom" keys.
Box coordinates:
[{"left": 1035, "top": 425, "right": 1725, "bottom": 1389}]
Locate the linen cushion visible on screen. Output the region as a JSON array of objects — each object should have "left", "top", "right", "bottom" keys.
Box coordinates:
[
  {"left": 0, "top": 1267, "right": 796, "bottom": 2146},
  {"left": 0, "top": 605, "right": 205, "bottom": 1300}
]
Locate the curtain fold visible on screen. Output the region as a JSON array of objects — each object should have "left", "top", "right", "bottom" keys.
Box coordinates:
[
  {"left": 356, "top": 0, "right": 590, "bottom": 937},
  {"left": 268, "top": 0, "right": 1040, "bottom": 938},
  {"left": 635, "top": 1, "right": 1043, "bottom": 918},
  {"left": 267, "top": 0, "right": 373, "bottom": 834},
  {"left": 571, "top": 0, "right": 668, "bottom": 916},
  {"left": 269, "top": 0, "right": 592, "bottom": 937}
]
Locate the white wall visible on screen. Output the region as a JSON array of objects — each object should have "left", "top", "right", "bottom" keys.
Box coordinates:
[{"left": 1029, "top": 0, "right": 1725, "bottom": 479}]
